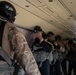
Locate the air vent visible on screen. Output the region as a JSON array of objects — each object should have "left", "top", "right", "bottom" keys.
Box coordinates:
[
  {"left": 58, "top": 0, "right": 76, "bottom": 20},
  {"left": 40, "top": 6, "right": 65, "bottom": 22},
  {"left": 41, "top": 6, "right": 54, "bottom": 14},
  {"left": 26, "top": 0, "right": 46, "bottom": 7}
]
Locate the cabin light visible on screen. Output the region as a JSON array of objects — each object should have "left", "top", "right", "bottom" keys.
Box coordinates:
[
  {"left": 70, "top": 15, "right": 73, "bottom": 17},
  {"left": 70, "top": 2, "right": 73, "bottom": 4},
  {"left": 50, "top": 20, "right": 53, "bottom": 22},
  {"left": 25, "top": 5, "right": 29, "bottom": 7},
  {"left": 68, "top": 18, "right": 70, "bottom": 20},
  {"left": 49, "top": 0, "right": 53, "bottom": 2},
  {"left": 37, "top": 0, "right": 42, "bottom": 3}
]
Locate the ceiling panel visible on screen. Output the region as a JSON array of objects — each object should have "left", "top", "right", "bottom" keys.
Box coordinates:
[
  {"left": 10, "top": 0, "right": 58, "bottom": 24},
  {"left": 42, "top": 0, "right": 71, "bottom": 20},
  {"left": 58, "top": 0, "right": 76, "bottom": 20},
  {"left": 0, "top": 0, "right": 76, "bottom": 38},
  {"left": 26, "top": 0, "right": 46, "bottom": 7}
]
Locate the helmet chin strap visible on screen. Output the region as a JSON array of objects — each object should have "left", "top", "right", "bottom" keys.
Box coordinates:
[
  {"left": 0, "top": 15, "right": 13, "bottom": 23},
  {"left": 0, "top": 15, "right": 8, "bottom": 22}
]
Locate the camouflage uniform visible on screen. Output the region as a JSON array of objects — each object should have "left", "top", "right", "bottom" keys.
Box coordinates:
[{"left": 0, "top": 21, "right": 41, "bottom": 75}]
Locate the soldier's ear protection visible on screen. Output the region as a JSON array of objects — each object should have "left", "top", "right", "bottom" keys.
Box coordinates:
[{"left": 0, "top": 1, "right": 16, "bottom": 22}]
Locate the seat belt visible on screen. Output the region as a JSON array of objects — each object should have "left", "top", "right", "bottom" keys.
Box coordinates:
[
  {"left": 0, "top": 21, "right": 12, "bottom": 66},
  {"left": 0, "top": 47, "right": 12, "bottom": 65}
]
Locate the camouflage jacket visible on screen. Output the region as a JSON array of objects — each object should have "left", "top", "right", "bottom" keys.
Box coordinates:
[{"left": 2, "top": 22, "right": 41, "bottom": 75}]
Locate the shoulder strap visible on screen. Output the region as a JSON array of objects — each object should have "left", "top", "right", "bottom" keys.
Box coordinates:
[
  {"left": 0, "top": 21, "right": 6, "bottom": 47},
  {"left": 0, "top": 47, "right": 13, "bottom": 66},
  {"left": 0, "top": 21, "right": 13, "bottom": 66},
  {"left": 45, "top": 40, "right": 54, "bottom": 51}
]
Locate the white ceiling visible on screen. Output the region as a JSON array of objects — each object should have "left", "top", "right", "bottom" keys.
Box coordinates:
[{"left": 1, "top": 0, "right": 76, "bottom": 38}]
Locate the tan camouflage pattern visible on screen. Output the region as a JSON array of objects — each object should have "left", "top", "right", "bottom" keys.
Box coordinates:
[{"left": 2, "top": 22, "right": 41, "bottom": 75}]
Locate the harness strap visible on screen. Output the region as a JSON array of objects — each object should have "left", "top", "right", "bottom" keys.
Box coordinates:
[
  {"left": 0, "top": 21, "right": 6, "bottom": 47},
  {"left": 0, "top": 47, "right": 13, "bottom": 66},
  {"left": 0, "top": 21, "right": 12, "bottom": 66},
  {"left": 45, "top": 40, "right": 54, "bottom": 51}
]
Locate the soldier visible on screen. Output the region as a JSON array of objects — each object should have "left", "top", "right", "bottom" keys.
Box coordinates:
[
  {"left": 55, "top": 35, "right": 68, "bottom": 75},
  {"left": 32, "top": 26, "right": 52, "bottom": 75},
  {"left": 48, "top": 34, "right": 61, "bottom": 75},
  {"left": 47, "top": 31, "right": 61, "bottom": 75},
  {"left": 46, "top": 31, "right": 55, "bottom": 52},
  {"left": 67, "top": 40, "right": 76, "bottom": 75},
  {"left": 0, "top": 1, "right": 41, "bottom": 75}
]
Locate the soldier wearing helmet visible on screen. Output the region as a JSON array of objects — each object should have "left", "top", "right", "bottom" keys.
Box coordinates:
[
  {"left": 32, "top": 26, "right": 53, "bottom": 75},
  {"left": 0, "top": 1, "right": 41, "bottom": 75}
]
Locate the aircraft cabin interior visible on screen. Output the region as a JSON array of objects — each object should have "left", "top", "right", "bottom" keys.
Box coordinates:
[
  {"left": 0, "top": 0, "right": 76, "bottom": 75},
  {"left": 1, "top": 0, "right": 76, "bottom": 38}
]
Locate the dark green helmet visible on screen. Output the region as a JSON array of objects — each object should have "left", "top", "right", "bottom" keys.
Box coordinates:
[
  {"left": 0, "top": 1, "right": 16, "bottom": 22},
  {"left": 34, "top": 26, "right": 42, "bottom": 33},
  {"left": 47, "top": 31, "right": 54, "bottom": 37},
  {"left": 55, "top": 35, "right": 61, "bottom": 41}
]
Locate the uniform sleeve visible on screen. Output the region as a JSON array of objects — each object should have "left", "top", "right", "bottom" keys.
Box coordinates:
[
  {"left": 8, "top": 27, "right": 41, "bottom": 75},
  {"left": 40, "top": 40, "right": 52, "bottom": 52}
]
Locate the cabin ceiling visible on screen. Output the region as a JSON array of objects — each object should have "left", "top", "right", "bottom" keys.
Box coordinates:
[{"left": 1, "top": 0, "right": 76, "bottom": 38}]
